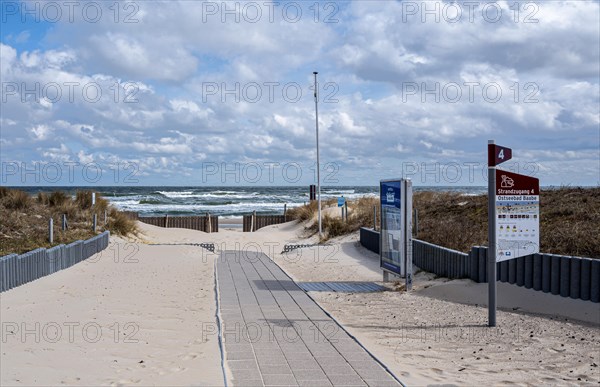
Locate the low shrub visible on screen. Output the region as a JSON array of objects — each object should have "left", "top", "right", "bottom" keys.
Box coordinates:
[{"left": 108, "top": 207, "right": 138, "bottom": 236}]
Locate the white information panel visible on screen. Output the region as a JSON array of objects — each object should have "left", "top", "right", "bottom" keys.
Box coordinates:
[{"left": 495, "top": 169, "right": 540, "bottom": 262}]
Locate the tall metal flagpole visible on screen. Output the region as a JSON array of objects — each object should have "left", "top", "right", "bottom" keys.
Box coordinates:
[{"left": 313, "top": 71, "right": 322, "bottom": 238}]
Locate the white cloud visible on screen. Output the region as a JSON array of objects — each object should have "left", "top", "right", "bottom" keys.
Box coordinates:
[
  {"left": 0, "top": 1, "right": 598, "bottom": 185},
  {"left": 29, "top": 124, "right": 52, "bottom": 141}
]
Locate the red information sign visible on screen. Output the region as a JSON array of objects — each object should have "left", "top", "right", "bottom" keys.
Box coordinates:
[
  {"left": 488, "top": 144, "right": 512, "bottom": 167},
  {"left": 495, "top": 170, "right": 539, "bottom": 196}
]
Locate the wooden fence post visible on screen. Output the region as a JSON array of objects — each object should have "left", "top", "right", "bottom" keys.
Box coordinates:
[
  {"left": 207, "top": 212, "right": 212, "bottom": 233},
  {"left": 373, "top": 206, "right": 377, "bottom": 230},
  {"left": 284, "top": 204, "right": 287, "bottom": 221},
  {"left": 49, "top": 218, "right": 54, "bottom": 243},
  {"left": 251, "top": 211, "right": 256, "bottom": 232},
  {"left": 93, "top": 214, "right": 97, "bottom": 232},
  {"left": 62, "top": 214, "right": 67, "bottom": 231},
  {"left": 165, "top": 215, "right": 169, "bottom": 228}
]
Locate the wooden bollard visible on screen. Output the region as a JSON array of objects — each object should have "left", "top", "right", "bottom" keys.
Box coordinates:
[
  {"left": 62, "top": 214, "right": 67, "bottom": 231},
  {"left": 344, "top": 201, "right": 348, "bottom": 221},
  {"left": 206, "top": 212, "right": 212, "bottom": 233},
  {"left": 373, "top": 206, "right": 377, "bottom": 230},
  {"left": 49, "top": 218, "right": 54, "bottom": 243},
  {"left": 165, "top": 215, "right": 169, "bottom": 228},
  {"left": 283, "top": 204, "right": 287, "bottom": 221},
  {"left": 93, "top": 214, "right": 97, "bottom": 232}
]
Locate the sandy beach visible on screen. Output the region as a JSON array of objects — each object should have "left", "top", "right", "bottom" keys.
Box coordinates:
[
  {"left": 0, "top": 233, "right": 223, "bottom": 386},
  {"left": 2, "top": 217, "right": 599, "bottom": 386}
]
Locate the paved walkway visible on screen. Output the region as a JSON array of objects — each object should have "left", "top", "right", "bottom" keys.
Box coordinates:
[{"left": 216, "top": 250, "right": 401, "bottom": 387}]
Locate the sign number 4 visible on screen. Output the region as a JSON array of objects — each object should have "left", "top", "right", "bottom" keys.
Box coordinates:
[{"left": 489, "top": 144, "right": 512, "bottom": 167}]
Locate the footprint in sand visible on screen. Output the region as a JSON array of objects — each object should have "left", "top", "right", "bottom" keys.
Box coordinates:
[
  {"left": 108, "top": 379, "right": 141, "bottom": 386},
  {"left": 178, "top": 353, "right": 199, "bottom": 361},
  {"left": 547, "top": 347, "right": 566, "bottom": 353}
]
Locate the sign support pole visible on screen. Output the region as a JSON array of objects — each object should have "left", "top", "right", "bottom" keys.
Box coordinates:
[
  {"left": 404, "top": 179, "right": 413, "bottom": 291},
  {"left": 488, "top": 139, "right": 497, "bottom": 327}
]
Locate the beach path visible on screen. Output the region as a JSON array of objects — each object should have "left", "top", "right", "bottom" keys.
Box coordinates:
[{"left": 216, "top": 250, "right": 401, "bottom": 387}]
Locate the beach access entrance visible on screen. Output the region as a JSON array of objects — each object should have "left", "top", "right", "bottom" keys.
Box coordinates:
[
  {"left": 123, "top": 210, "right": 292, "bottom": 233},
  {"left": 243, "top": 208, "right": 289, "bottom": 232},
  {"left": 123, "top": 212, "right": 219, "bottom": 232}
]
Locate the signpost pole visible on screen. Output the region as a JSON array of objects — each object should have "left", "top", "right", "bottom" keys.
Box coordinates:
[
  {"left": 488, "top": 140, "right": 497, "bottom": 327},
  {"left": 344, "top": 201, "right": 348, "bottom": 221},
  {"left": 404, "top": 179, "right": 413, "bottom": 291}
]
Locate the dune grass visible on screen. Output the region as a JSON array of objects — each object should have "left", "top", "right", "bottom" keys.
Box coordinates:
[
  {"left": 286, "top": 187, "right": 600, "bottom": 258},
  {"left": 0, "top": 187, "right": 138, "bottom": 255}
]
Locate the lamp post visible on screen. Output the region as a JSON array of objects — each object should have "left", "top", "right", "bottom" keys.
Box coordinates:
[{"left": 313, "top": 71, "right": 322, "bottom": 238}]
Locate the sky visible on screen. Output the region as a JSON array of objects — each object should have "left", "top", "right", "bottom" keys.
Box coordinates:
[{"left": 0, "top": 0, "right": 599, "bottom": 186}]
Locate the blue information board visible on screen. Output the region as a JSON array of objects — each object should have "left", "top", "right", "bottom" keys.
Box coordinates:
[
  {"left": 380, "top": 180, "right": 403, "bottom": 274},
  {"left": 380, "top": 178, "right": 413, "bottom": 289},
  {"left": 338, "top": 197, "right": 345, "bottom": 207}
]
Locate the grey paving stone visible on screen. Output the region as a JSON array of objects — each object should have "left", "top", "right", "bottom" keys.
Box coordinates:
[
  {"left": 231, "top": 368, "right": 263, "bottom": 380},
  {"left": 297, "top": 380, "right": 332, "bottom": 387},
  {"left": 229, "top": 360, "right": 260, "bottom": 370},
  {"left": 364, "top": 380, "right": 400, "bottom": 386},
  {"left": 256, "top": 356, "right": 290, "bottom": 367},
  {"left": 326, "top": 374, "right": 367, "bottom": 386},
  {"left": 354, "top": 367, "right": 393, "bottom": 380},
  {"left": 280, "top": 348, "right": 313, "bottom": 358},
  {"left": 292, "top": 368, "right": 328, "bottom": 381},
  {"left": 232, "top": 379, "right": 264, "bottom": 386},
  {"left": 284, "top": 359, "right": 321, "bottom": 370},
  {"left": 252, "top": 343, "right": 281, "bottom": 351},
  {"left": 226, "top": 351, "right": 256, "bottom": 361},
  {"left": 341, "top": 352, "right": 376, "bottom": 362},
  {"left": 253, "top": 347, "right": 285, "bottom": 356},
  {"left": 311, "top": 354, "right": 347, "bottom": 364},
  {"left": 320, "top": 364, "right": 356, "bottom": 375},
  {"left": 258, "top": 364, "right": 293, "bottom": 375},
  {"left": 225, "top": 343, "right": 254, "bottom": 353},
  {"left": 262, "top": 373, "right": 298, "bottom": 386}
]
